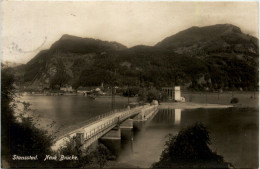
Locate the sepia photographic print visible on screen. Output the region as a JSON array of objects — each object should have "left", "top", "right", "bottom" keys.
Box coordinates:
[{"left": 1, "top": 1, "right": 259, "bottom": 168}]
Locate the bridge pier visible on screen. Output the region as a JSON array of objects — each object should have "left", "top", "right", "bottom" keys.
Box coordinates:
[
  {"left": 133, "top": 105, "right": 158, "bottom": 121},
  {"left": 120, "top": 119, "right": 133, "bottom": 140},
  {"left": 120, "top": 119, "right": 133, "bottom": 129},
  {"left": 133, "top": 121, "right": 144, "bottom": 131},
  {"left": 75, "top": 131, "right": 85, "bottom": 146},
  {"left": 99, "top": 126, "right": 121, "bottom": 155},
  {"left": 101, "top": 126, "right": 121, "bottom": 139}
]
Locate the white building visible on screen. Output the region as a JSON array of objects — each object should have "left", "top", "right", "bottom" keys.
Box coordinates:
[
  {"left": 174, "top": 86, "right": 181, "bottom": 101},
  {"left": 175, "top": 86, "right": 185, "bottom": 102},
  {"left": 60, "top": 86, "right": 74, "bottom": 92},
  {"left": 162, "top": 86, "right": 185, "bottom": 102}
]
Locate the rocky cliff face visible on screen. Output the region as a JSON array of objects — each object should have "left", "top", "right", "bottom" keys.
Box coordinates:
[{"left": 14, "top": 24, "right": 258, "bottom": 91}]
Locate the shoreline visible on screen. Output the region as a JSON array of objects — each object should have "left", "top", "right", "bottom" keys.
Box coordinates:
[{"left": 159, "top": 102, "right": 233, "bottom": 109}]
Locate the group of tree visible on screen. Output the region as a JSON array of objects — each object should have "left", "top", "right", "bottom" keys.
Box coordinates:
[
  {"left": 15, "top": 24, "right": 258, "bottom": 92},
  {"left": 152, "top": 123, "right": 234, "bottom": 169},
  {"left": 1, "top": 68, "right": 112, "bottom": 168},
  {"left": 2, "top": 68, "right": 53, "bottom": 168},
  {"left": 138, "top": 87, "right": 168, "bottom": 103},
  {"left": 19, "top": 45, "right": 258, "bottom": 92},
  {"left": 53, "top": 138, "right": 111, "bottom": 169},
  {"left": 66, "top": 52, "right": 258, "bottom": 92}
]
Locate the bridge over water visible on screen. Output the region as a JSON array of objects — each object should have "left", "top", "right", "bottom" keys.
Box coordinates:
[{"left": 52, "top": 104, "right": 158, "bottom": 151}]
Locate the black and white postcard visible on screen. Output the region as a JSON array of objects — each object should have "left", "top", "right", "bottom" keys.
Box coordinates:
[{"left": 1, "top": 1, "right": 259, "bottom": 168}]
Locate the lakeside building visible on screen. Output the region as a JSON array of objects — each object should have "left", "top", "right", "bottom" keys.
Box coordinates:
[
  {"left": 60, "top": 86, "right": 74, "bottom": 92},
  {"left": 162, "top": 86, "right": 185, "bottom": 102},
  {"left": 77, "top": 87, "right": 89, "bottom": 94},
  {"left": 77, "top": 87, "right": 106, "bottom": 95}
]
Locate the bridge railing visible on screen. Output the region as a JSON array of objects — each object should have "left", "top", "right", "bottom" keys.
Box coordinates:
[
  {"left": 53, "top": 105, "right": 157, "bottom": 149},
  {"left": 54, "top": 106, "right": 138, "bottom": 140},
  {"left": 84, "top": 107, "right": 143, "bottom": 140},
  {"left": 85, "top": 116, "right": 119, "bottom": 140},
  {"left": 83, "top": 105, "right": 154, "bottom": 142}
]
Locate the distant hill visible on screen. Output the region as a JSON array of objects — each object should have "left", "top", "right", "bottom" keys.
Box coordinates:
[
  {"left": 12, "top": 24, "right": 259, "bottom": 91},
  {"left": 156, "top": 24, "right": 258, "bottom": 57},
  {"left": 50, "top": 34, "right": 127, "bottom": 53},
  {"left": 1, "top": 61, "right": 23, "bottom": 69}
]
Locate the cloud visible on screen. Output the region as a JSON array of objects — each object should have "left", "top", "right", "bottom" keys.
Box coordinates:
[{"left": 1, "top": 1, "right": 258, "bottom": 63}]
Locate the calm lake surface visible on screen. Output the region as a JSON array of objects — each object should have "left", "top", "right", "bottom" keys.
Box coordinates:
[
  {"left": 20, "top": 94, "right": 258, "bottom": 168},
  {"left": 117, "top": 108, "right": 258, "bottom": 168},
  {"left": 21, "top": 95, "right": 137, "bottom": 127}
]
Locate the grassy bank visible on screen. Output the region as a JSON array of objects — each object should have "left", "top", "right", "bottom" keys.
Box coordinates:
[{"left": 180, "top": 92, "right": 258, "bottom": 108}]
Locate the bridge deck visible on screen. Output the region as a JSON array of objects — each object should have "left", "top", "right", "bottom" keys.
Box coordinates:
[{"left": 52, "top": 105, "right": 157, "bottom": 150}]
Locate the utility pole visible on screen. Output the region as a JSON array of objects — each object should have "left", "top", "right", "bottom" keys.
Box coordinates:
[
  {"left": 112, "top": 86, "right": 115, "bottom": 111},
  {"left": 206, "top": 92, "right": 207, "bottom": 106},
  {"left": 127, "top": 84, "right": 130, "bottom": 105},
  {"left": 218, "top": 91, "right": 220, "bottom": 104},
  {"left": 111, "top": 70, "right": 116, "bottom": 112},
  {"left": 254, "top": 84, "right": 256, "bottom": 99},
  {"left": 205, "top": 88, "right": 208, "bottom": 106},
  {"left": 231, "top": 85, "right": 234, "bottom": 98}
]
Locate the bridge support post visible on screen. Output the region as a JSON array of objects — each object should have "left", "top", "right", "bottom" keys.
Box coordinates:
[
  {"left": 75, "top": 132, "right": 84, "bottom": 146},
  {"left": 75, "top": 129, "right": 86, "bottom": 148},
  {"left": 120, "top": 119, "right": 133, "bottom": 129},
  {"left": 133, "top": 109, "right": 145, "bottom": 121},
  {"left": 99, "top": 126, "right": 121, "bottom": 155},
  {"left": 101, "top": 126, "right": 121, "bottom": 139},
  {"left": 120, "top": 119, "right": 133, "bottom": 140},
  {"left": 133, "top": 105, "right": 158, "bottom": 122}
]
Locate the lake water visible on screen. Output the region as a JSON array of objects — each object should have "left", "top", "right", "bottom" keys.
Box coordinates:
[
  {"left": 20, "top": 95, "right": 137, "bottom": 128},
  {"left": 117, "top": 108, "right": 258, "bottom": 168},
  {"left": 20, "top": 94, "right": 258, "bottom": 168}
]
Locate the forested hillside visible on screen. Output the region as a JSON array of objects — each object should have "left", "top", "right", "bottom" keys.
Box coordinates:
[{"left": 13, "top": 24, "right": 258, "bottom": 91}]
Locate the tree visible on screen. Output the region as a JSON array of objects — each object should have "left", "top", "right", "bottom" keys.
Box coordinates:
[
  {"left": 56, "top": 137, "right": 86, "bottom": 168},
  {"left": 50, "top": 70, "right": 70, "bottom": 89},
  {"left": 1, "top": 68, "right": 53, "bottom": 168},
  {"left": 1, "top": 68, "right": 15, "bottom": 166},
  {"left": 146, "top": 88, "right": 161, "bottom": 103},
  {"left": 152, "top": 123, "right": 233, "bottom": 169},
  {"left": 138, "top": 87, "right": 167, "bottom": 103},
  {"left": 93, "top": 143, "right": 110, "bottom": 169},
  {"left": 57, "top": 138, "right": 111, "bottom": 169}
]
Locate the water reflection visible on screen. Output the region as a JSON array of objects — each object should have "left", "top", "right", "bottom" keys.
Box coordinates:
[
  {"left": 175, "top": 109, "right": 181, "bottom": 125},
  {"left": 150, "top": 109, "right": 182, "bottom": 126},
  {"left": 116, "top": 109, "right": 182, "bottom": 167},
  {"left": 115, "top": 108, "right": 258, "bottom": 169}
]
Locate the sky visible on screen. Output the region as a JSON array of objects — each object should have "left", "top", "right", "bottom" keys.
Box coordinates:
[{"left": 1, "top": 1, "right": 259, "bottom": 64}]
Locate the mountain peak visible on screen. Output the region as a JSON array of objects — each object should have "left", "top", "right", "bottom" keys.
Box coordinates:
[
  {"left": 14, "top": 24, "right": 258, "bottom": 92},
  {"left": 155, "top": 24, "right": 251, "bottom": 49},
  {"left": 51, "top": 35, "right": 127, "bottom": 53},
  {"left": 59, "top": 34, "right": 81, "bottom": 41}
]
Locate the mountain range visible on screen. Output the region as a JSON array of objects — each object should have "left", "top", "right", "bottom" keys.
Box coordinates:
[{"left": 12, "top": 24, "right": 259, "bottom": 91}]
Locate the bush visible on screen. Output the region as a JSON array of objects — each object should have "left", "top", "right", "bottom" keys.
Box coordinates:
[
  {"left": 138, "top": 88, "right": 168, "bottom": 103},
  {"left": 122, "top": 86, "right": 139, "bottom": 97},
  {"left": 57, "top": 138, "right": 111, "bottom": 169},
  {"left": 151, "top": 123, "right": 233, "bottom": 169},
  {"left": 230, "top": 97, "right": 239, "bottom": 104}
]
